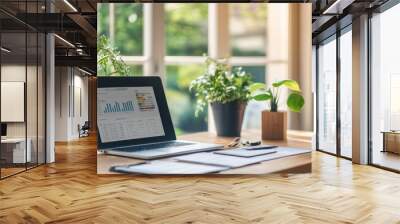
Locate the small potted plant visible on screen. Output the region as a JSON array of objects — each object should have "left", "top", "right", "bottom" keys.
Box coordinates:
[
  {"left": 249, "top": 80, "right": 304, "bottom": 140},
  {"left": 190, "top": 56, "right": 252, "bottom": 137}
]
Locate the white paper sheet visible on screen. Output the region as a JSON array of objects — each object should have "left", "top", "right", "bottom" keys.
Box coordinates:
[
  {"left": 110, "top": 160, "right": 228, "bottom": 174},
  {"left": 175, "top": 147, "right": 311, "bottom": 168},
  {"left": 214, "top": 149, "right": 277, "bottom": 157}
]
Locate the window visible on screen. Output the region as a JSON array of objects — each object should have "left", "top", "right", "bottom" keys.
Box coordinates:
[
  {"left": 127, "top": 65, "right": 143, "bottom": 76},
  {"left": 98, "top": 3, "right": 144, "bottom": 76},
  {"left": 370, "top": 4, "right": 400, "bottom": 171},
  {"left": 230, "top": 4, "right": 267, "bottom": 56},
  {"left": 229, "top": 4, "right": 268, "bottom": 129},
  {"left": 339, "top": 28, "right": 352, "bottom": 158},
  {"left": 233, "top": 66, "right": 267, "bottom": 129},
  {"left": 0, "top": 3, "right": 46, "bottom": 179},
  {"left": 166, "top": 65, "right": 208, "bottom": 135},
  {"left": 165, "top": 3, "right": 209, "bottom": 134},
  {"left": 97, "top": 3, "right": 276, "bottom": 134},
  {"left": 113, "top": 4, "right": 144, "bottom": 56},
  {"left": 315, "top": 25, "right": 353, "bottom": 159},
  {"left": 165, "top": 4, "right": 208, "bottom": 56},
  {"left": 317, "top": 36, "right": 337, "bottom": 154},
  {"left": 97, "top": 4, "right": 109, "bottom": 38}
]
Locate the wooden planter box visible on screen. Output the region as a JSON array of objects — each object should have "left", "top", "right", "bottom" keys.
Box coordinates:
[{"left": 261, "top": 111, "right": 287, "bottom": 140}]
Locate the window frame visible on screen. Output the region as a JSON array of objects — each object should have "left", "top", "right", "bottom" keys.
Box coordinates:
[
  {"left": 107, "top": 4, "right": 272, "bottom": 76},
  {"left": 103, "top": 3, "right": 283, "bottom": 132},
  {"left": 315, "top": 24, "right": 353, "bottom": 161},
  {"left": 368, "top": 0, "right": 400, "bottom": 173}
]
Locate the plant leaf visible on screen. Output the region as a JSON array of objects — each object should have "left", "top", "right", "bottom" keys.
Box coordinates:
[
  {"left": 249, "top": 82, "right": 266, "bottom": 93},
  {"left": 272, "top": 80, "right": 301, "bottom": 92},
  {"left": 287, "top": 93, "right": 304, "bottom": 112},
  {"left": 252, "top": 93, "right": 272, "bottom": 101}
]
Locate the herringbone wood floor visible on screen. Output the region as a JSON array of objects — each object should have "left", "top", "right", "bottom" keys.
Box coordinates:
[{"left": 1, "top": 135, "right": 400, "bottom": 224}]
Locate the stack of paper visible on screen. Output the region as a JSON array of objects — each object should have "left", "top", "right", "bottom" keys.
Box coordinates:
[
  {"left": 214, "top": 148, "right": 277, "bottom": 157},
  {"left": 109, "top": 147, "right": 311, "bottom": 174},
  {"left": 175, "top": 147, "right": 311, "bottom": 168},
  {"left": 175, "top": 152, "right": 261, "bottom": 168},
  {"left": 110, "top": 160, "right": 228, "bottom": 174}
]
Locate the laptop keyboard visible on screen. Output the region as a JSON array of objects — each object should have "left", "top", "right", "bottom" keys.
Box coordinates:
[{"left": 114, "top": 141, "right": 193, "bottom": 152}]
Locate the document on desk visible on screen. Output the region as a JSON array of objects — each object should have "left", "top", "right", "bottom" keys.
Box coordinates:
[
  {"left": 175, "top": 152, "right": 262, "bottom": 168},
  {"left": 214, "top": 148, "right": 277, "bottom": 158},
  {"left": 175, "top": 147, "right": 311, "bottom": 168},
  {"left": 110, "top": 160, "right": 229, "bottom": 174}
]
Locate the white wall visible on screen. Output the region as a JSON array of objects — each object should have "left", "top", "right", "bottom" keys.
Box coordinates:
[
  {"left": 1, "top": 65, "right": 26, "bottom": 139},
  {"left": 71, "top": 73, "right": 89, "bottom": 138},
  {"left": 55, "top": 67, "right": 89, "bottom": 141},
  {"left": 1, "top": 64, "right": 46, "bottom": 163}
]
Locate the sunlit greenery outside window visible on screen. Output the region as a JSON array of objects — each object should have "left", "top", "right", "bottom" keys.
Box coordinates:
[
  {"left": 97, "top": 3, "right": 270, "bottom": 133},
  {"left": 165, "top": 4, "right": 208, "bottom": 56},
  {"left": 114, "top": 4, "right": 143, "bottom": 56},
  {"left": 128, "top": 65, "right": 143, "bottom": 76},
  {"left": 233, "top": 66, "right": 267, "bottom": 129},
  {"left": 230, "top": 4, "right": 267, "bottom": 57},
  {"left": 233, "top": 66, "right": 266, "bottom": 83},
  {"left": 165, "top": 3, "right": 209, "bottom": 134},
  {"left": 166, "top": 65, "right": 208, "bottom": 135},
  {"left": 230, "top": 3, "right": 268, "bottom": 129},
  {"left": 97, "top": 3, "right": 143, "bottom": 76},
  {"left": 98, "top": 4, "right": 109, "bottom": 37}
]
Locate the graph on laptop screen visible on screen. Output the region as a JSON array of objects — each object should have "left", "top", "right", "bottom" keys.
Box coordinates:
[{"left": 97, "top": 87, "right": 165, "bottom": 143}]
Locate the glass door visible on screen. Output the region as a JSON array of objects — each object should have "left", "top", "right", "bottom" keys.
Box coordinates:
[
  {"left": 0, "top": 1, "right": 47, "bottom": 179},
  {"left": 1, "top": 30, "right": 28, "bottom": 178}
]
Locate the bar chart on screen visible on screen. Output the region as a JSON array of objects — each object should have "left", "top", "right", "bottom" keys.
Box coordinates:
[
  {"left": 97, "top": 87, "right": 165, "bottom": 142},
  {"left": 103, "top": 101, "right": 134, "bottom": 113}
]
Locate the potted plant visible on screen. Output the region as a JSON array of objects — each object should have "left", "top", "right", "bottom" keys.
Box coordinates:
[
  {"left": 249, "top": 80, "right": 304, "bottom": 140},
  {"left": 190, "top": 57, "right": 252, "bottom": 137},
  {"left": 97, "top": 35, "right": 132, "bottom": 76}
]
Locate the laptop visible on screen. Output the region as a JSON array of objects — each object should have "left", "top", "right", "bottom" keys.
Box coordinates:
[{"left": 97, "top": 76, "right": 222, "bottom": 160}]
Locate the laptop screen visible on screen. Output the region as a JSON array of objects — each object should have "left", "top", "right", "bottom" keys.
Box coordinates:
[{"left": 97, "top": 86, "right": 165, "bottom": 143}]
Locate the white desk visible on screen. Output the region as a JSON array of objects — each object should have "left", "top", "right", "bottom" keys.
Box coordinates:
[{"left": 1, "top": 138, "right": 31, "bottom": 163}]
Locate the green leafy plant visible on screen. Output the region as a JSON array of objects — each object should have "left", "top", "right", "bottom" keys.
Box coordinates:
[
  {"left": 249, "top": 80, "right": 304, "bottom": 112},
  {"left": 97, "top": 35, "right": 132, "bottom": 76},
  {"left": 189, "top": 56, "right": 252, "bottom": 116}
]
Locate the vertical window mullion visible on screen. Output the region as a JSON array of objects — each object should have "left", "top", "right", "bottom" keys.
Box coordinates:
[
  {"left": 109, "top": 3, "right": 115, "bottom": 45},
  {"left": 144, "top": 4, "right": 165, "bottom": 78},
  {"left": 0, "top": 21, "right": 2, "bottom": 179},
  {"left": 316, "top": 45, "right": 320, "bottom": 151},
  {"left": 25, "top": 1, "right": 28, "bottom": 171},
  {"left": 336, "top": 30, "right": 341, "bottom": 157}
]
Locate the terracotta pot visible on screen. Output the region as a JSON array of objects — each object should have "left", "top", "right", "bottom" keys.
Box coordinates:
[{"left": 261, "top": 111, "right": 287, "bottom": 140}]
